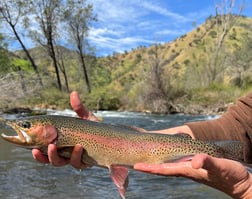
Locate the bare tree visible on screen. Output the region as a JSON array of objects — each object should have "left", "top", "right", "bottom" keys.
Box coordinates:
[
  {"left": 0, "top": 0, "right": 43, "bottom": 87},
  {"left": 206, "top": 0, "right": 244, "bottom": 84},
  {"left": 28, "top": 0, "right": 62, "bottom": 90},
  {"left": 140, "top": 44, "right": 172, "bottom": 113},
  {"left": 228, "top": 33, "right": 252, "bottom": 87},
  {"left": 62, "top": 0, "right": 97, "bottom": 93},
  {"left": 55, "top": 46, "right": 70, "bottom": 92}
]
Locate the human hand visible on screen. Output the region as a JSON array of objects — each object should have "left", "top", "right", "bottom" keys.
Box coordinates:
[
  {"left": 32, "top": 91, "right": 99, "bottom": 169},
  {"left": 134, "top": 154, "right": 252, "bottom": 199},
  {"left": 70, "top": 91, "right": 100, "bottom": 122}
]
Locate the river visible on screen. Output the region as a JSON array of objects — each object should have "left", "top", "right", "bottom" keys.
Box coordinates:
[{"left": 0, "top": 110, "right": 232, "bottom": 199}]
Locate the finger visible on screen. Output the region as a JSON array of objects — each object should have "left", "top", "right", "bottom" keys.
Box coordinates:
[
  {"left": 70, "top": 144, "right": 90, "bottom": 170},
  {"left": 48, "top": 144, "right": 69, "bottom": 166},
  {"left": 192, "top": 154, "right": 245, "bottom": 177},
  {"left": 70, "top": 91, "right": 87, "bottom": 119},
  {"left": 192, "top": 154, "right": 227, "bottom": 172},
  {"left": 70, "top": 91, "right": 99, "bottom": 121},
  {"left": 191, "top": 153, "right": 209, "bottom": 169},
  {"left": 32, "top": 149, "right": 50, "bottom": 164},
  {"left": 134, "top": 161, "right": 192, "bottom": 176}
]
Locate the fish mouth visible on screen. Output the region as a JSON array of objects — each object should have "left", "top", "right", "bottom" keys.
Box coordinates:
[{"left": 1, "top": 122, "right": 31, "bottom": 146}]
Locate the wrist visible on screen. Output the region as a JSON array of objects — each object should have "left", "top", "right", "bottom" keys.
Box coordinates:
[
  {"left": 153, "top": 125, "right": 195, "bottom": 138},
  {"left": 241, "top": 173, "right": 252, "bottom": 199},
  {"left": 233, "top": 173, "right": 252, "bottom": 199}
]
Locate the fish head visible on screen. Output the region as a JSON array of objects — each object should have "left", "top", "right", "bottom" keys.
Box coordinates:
[{"left": 1, "top": 117, "right": 58, "bottom": 150}]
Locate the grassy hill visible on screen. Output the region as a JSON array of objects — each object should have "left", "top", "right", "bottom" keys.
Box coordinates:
[
  {"left": 85, "top": 15, "right": 252, "bottom": 113},
  {"left": 1, "top": 15, "right": 252, "bottom": 114}
]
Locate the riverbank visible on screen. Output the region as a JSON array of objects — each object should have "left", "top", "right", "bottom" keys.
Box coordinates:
[
  {"left": 0, "top": 101, "right": 229, "bottom": 117},
  {"left": 1, "top": 83, "right": 249, "bottom": 116}
]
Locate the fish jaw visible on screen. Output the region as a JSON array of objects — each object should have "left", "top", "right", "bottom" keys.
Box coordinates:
[
  {"left": 1, "top": 121, "right": 58, "bottom": 149},
  {"left": 1, "top": 121, "right": 30, "bottom": 145}
]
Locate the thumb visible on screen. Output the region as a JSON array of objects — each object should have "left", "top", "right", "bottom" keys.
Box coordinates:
[
  {"left": 191, "top": 153, "right": 221, "bottom": 171},
  {"left": 70, "top": 91, "right": 86, "bottom": 118}
]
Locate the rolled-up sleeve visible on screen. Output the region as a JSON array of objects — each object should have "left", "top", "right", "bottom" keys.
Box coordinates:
[{"left": 186, "top": 92, "right": 252, "bottom": 162}]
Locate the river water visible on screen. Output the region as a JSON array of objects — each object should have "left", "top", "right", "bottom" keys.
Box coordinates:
[{"left": 0, "top": 110, "right": 232, "bottom": 199}]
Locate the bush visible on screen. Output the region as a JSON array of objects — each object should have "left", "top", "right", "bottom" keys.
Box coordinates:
[
  {"left": 208, "top": 30, "right": 217, "bottom": 38},
  {"left": 183, "top": 59, "right": 190, "bottom": 65}
]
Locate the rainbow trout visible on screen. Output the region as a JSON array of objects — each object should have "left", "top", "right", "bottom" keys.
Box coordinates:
[{"left": 1, "top": 115, "right": 244, "bottom": 199}]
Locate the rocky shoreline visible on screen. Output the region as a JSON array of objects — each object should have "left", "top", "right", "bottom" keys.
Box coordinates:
[
  {"left": 1, "top": 102, "right": 230, "bottom": 116},
  {"left": 1, "top": 107, "right": 47, "bottom": 116}
]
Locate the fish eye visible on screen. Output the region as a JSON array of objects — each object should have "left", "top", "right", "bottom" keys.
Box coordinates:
[{"left": 19, "top": 121, "right": 31, "bottom": 129}]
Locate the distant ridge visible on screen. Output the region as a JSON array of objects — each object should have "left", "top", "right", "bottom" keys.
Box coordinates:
[{"left": 2, "top": 15, "right": 252, "bottom": 113}]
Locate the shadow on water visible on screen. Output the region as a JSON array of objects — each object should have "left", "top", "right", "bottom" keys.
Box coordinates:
[{"left": 0, "top": 110, "right": 231, "bottom": 199}]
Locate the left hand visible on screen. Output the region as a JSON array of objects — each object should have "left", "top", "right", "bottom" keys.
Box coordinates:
[
  {"left": 32, "top": 91, "right": 98, "bottom": 169},
  {"left": 32, "top": 143, "right": 87, "bottom": 169},
  {"left": 134, "top": 154, "right": 252, "bottom": 199}
]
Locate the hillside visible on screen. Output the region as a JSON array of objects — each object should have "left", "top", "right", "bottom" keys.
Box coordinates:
[
  {"left": 87, "top": 15, "right": 252, "bottom": 113},
  {"left": 1, "top": 15, "right": 252, "bottom": 114}
]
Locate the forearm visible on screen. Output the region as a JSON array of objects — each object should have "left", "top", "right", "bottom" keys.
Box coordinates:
[
  {"left": 186, "top": 92, "right": 252, "bottom": 163},
  {"left": 153, "top": 125, "right": 195, "bottom": 139}
]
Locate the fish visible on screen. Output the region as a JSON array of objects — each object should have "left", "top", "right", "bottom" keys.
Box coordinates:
[{"left": 1, "top": 115, "right": 245, "bottom": 199}]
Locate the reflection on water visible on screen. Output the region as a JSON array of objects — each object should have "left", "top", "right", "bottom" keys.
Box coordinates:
[{"left": 0, "top": 110, "right": 231, "bottom": 199}]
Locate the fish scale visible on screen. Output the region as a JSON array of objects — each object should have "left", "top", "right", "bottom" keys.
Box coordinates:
[{"left": 1, "top": 115, "right": 245, "bottom": 199}]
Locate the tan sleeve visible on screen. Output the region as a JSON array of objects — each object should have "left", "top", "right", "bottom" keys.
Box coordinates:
[{"left": 186, "top": 92, "right": 252, "bottom": 162}]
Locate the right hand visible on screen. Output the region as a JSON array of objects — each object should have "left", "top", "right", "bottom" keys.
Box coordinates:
[
  {"left": 134, "top": 154, "right": 252, "bottom": 199},
  {"left": 32, "top": 91, "right": 99, "bottom": 169}
]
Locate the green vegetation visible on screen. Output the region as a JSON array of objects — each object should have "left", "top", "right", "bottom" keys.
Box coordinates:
[{"left": 1, "top": 15, "right": 252, "bottom": 114}]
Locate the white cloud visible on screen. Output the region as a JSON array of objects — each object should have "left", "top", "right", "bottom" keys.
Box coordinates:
[
  {"left": 90, "top": 27, "right": 123, "bottom": 37},
  {"left": 90, "top": 0, "right": 145, "bottom": 23},
  {"left": 155, "top": 29, "right": 186, "bottom": 36},
  {"left": 87, "top": 0, "right": 197, "bottom": 55},
  {"left": 89, "top": 26, "right": 155, "bottom": 54},
  {"left": 140, "top": 1, "right": 188, "bottom": 22}
]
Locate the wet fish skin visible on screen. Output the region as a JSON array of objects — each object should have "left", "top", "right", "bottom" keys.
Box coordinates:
[{"left": 1, "top": 115, "right": 244, "bottom": 199}]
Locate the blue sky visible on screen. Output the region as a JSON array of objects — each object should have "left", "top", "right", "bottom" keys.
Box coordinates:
[
  {"left": 87, "top": 0, "right": 252, "bottom": 56},
  {"left": 5, "top": 0, "right": 252, "bottom": 56}
]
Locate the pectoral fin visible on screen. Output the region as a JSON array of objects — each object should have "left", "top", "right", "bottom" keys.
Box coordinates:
[
  {"left": 164, "top": 154, "right": 194, "bottom": 163},
  {"left": 109, "top": 165, "right": 129, "bottom": 199}
]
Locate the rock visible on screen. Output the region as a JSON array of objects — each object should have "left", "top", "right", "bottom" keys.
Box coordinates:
[{"left": 3, "top": 107, "right": 32, "bottom": 114}]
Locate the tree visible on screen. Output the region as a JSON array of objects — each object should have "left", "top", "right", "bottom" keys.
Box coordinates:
[
  {"left": 0, "top": 0, "right": 43, "bottom": 86},
  {"left": 0, "top": 32, "right": 11, "bottom": 74},
  {"left": 63, "top": 0, "right": 97, "bottom": 93},
  {"left": 27, "top": 0, "right": 63, "bottom": 90},
  {"left": 55, "top": 46, "right": 70, "bottom": 92},
  {"left": 205, "top": 0, "right": 244, "bottom": 84},
  {"left": 140, "top": 44, "right": 171, "bottom": 113},
  {"left": 228, "top": 33, "right": 252, "bottom": 87}
]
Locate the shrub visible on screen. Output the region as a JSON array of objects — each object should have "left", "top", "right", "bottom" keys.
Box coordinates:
[{"left": 208, "top": 30, "right": 217, "bottom": 38}]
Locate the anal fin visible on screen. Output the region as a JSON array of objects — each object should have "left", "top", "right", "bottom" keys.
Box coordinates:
[{"left": 109, "top": 165, "right": 129, "bottom": 199}]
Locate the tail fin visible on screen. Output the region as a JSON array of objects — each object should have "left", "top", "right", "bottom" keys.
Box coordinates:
[{"left": 213, "top": 141, "right": 244, "bottom": 161}]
